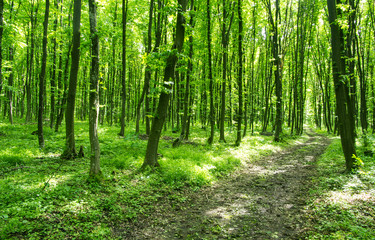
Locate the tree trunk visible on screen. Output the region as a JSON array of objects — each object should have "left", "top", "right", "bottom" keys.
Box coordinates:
[
  {"left": 119, "top": 0, "right": 128, "bottom": 137},
  {"left": 173, "top": 0, "right": 194, "bottom": 147},
  {"left": 142, "top": 0, "right": 187, "bottom": 169},
  {"left": 88, "top": 0, "right": 101, "bottom": 178},
  {"left": 63, "top": 0, "right": 81, "bottom": 159},
  {"left": 327, "top": 0, "right": 357, "bottom": 171},
  {"left": 50, "top": 1, "right": 58, "bottom": 129},
  {"left": 38, "top": 0, "right": 50, "bottom": 149},
  {"left": 0, "top": 0, "right": 3, "bottom": 95},
  {"left": 136, "top": 0, "right": 154, "bottom": 135},
  {"left": 235, "top": 0, "right": 243, "bottom": 146},
  {"left": 207, "top": 0, "right": 214, "bottom": 145}
]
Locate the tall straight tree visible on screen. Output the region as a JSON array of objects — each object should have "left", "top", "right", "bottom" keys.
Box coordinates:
[
  {"left": 38, "top": 0, "right": 50, "bottom": 148},
  {"left": 142, "top": 0, "right": 188, "bottom": 169},
  {"left": 88, "top": 0, "right": 101, "bottom": 178},
  {"left": 207, "top": 0, "right": 214, "bottom": 145},
  {"left": 264, "top": 0, "right": 283, "bottom": 141},
  {"left": 174, "top": 0, "right": 194, "bottom": 147},
  {"left": 135, "top": 0, "right": 154, "bottom": 135},
  {"left": 219, "top": 0, "right": 233, "bottom": 142},
  {"left": 63, "top": 0, "right": 81, "bottom": 159},
  {"left": 119, "top": 0, "right": 128, "bottom": 137},
  {"left": 327, "top": 0, "right": 357, "bottom": 171},
  {"left": 0, "top": 0, "right": 3, "bottom": 95},
  {"left": 235, "top": 0, "right": 243, "bottom": 146}
]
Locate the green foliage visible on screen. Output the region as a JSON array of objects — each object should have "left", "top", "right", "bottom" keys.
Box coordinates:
[{"left": 304, "top": 138, "right": 375, "bottom": 239}]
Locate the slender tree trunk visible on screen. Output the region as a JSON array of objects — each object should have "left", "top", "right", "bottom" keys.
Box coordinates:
[
  {"left": 0, "top": 0, "right": 3, "bottom": 95},
  {"left": 219, "top": 0, "right": 233, "bottom": 142},
  {"left": 63, "top": 0, "right": 81, "bottom": 159},
  {"left": 88, "top": 0, "right": 101, "bottom": 178},
  {"left": 273, "top": 0, "right": 283, "bottom": 142},
  {"left": 327, "top": 0, "right": 357, "bottom": 171},
  {"left": 7, "top": 46, "right": 14, "bottom": 125},
  {"left": 26, "top": 4, "right": 38, "bottom": 123},
  {"left": 50, "top": 1, "right": 58, "bottom": 129},
  {"left": 173, "top": 0, "right": 194, "bottom": 146},
  {"left": 235, "top": 0, "right": 243, "bottom": 146},
  {"left": 207, "top": 0, "right": 214, "bottom": 144},
  {"left": 38, "top": 0, "right": 50, "bottom": 148},
  {"left": 142, "top": 0, "right": 187, "bottom": 169},
  {"left": 119, "top": 0, "right": 128, "bottom": 137},
  {"left": 136, "top": 0, "right": 153, "bottom": 134}
]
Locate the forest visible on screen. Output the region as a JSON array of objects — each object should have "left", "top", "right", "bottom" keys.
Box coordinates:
[{"left": 0, "top": 0, "right": 375, "bottom": 239}]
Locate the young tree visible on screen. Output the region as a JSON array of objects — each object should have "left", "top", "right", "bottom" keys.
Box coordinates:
[
  {"left": 327, "top": 0, "right": 357, "bottom": 171},
  {"left": 142, "top": 0, "right": 188, "bottom": 169},
  {"left": 219, "top": 0, "right": 233, "bottom": 142},
  {"left": 235, "top": 0, "right": 243, "bottom": 146},
  {"left": 119, "top": 0, "right": 128, "bottom": 137},
  {"left": 63, "top": 0, "right": 81, "bottom": 159},
  {"left": 207, "top": 0, "right": 214, "bottom": 145},
  {"left": 88, "top": 0, "right": 101, "bottom": 178},
  {"left": 38, "top": 0, "right": 50, "bottom": 148}
]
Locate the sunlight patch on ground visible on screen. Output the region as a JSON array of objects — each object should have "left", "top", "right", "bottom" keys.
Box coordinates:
[
  {"left": 327, "top": 175, "right": 375, "bottom": 206},
  {"left": 61, "top": 199, "right": 89, "bottom": 213},
  {"left": 328, "top": 190, "right": 375, "bottom": 205}
]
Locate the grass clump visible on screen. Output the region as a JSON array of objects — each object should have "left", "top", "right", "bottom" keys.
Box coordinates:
[{"left": 304, "top": 137, "right": 375, "bottom": 240}]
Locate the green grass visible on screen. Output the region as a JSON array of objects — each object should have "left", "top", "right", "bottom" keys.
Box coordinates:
[
  {"left": 0, "top": 120, "right": 298, "bottom": 239},
  {"left": 304, "top": 135, "right": 375, "bottom": 240}
]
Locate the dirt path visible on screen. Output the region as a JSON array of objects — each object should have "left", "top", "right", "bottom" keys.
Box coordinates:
[{"left": 116, "top": 131, "right": 331, "bottom": 239}]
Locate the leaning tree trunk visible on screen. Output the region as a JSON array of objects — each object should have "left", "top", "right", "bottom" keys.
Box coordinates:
[
  {"left": 142, "top": 0, "right": 187, "bottom": 169},
  {"left": 327, "top": 0, "right": 357, "bottom": 171},
  {"left": 119, "top": 0, "right": 128, "bottom": 137},
  {"left": 38, "top": 0, "right": 50, "bottom": 148},
  {"left": 63, "top": 0, "right": 81, "bottom": 159},
  {"left": 88, "top": 0, "right": 101, "bottom": 179}
]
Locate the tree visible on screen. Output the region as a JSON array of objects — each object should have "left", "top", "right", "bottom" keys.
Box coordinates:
[
  {"left": 327, "top": 0, "right": 357, "bottom": 171},
  {"left": 88, "top": 0, "right": 101, "bottom": 178},
  {"left": 206, "top": 0, "right": 214, "bottom": 145},
  {"left": 119, "top": 0, "right": 128, "bottom": 137},
  {"left": 0, "top": 0, "right": 3, "bottom": 95},
  {"left": 63, "top": 0, "right": 81, "bottom": 159},
  {"left": 235, "top": 0, "right": 243, "bottom": 146},
  {"left": 142, "top": 0, "right": 188, "bottom": 169},
  {"left": 38, "top": 0, "right": 50, "bottom": 149},
  {"left": 219, "top": 0, "right": 233, "bottom": 142}
]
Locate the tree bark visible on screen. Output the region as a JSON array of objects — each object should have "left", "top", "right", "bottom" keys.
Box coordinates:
[
  {"left": 38, "top": 0, "right": 50, "bottom": 148},
  {"left": 119, "top": 0, "right": 128, "bottom": 137},
  {"left": 88, "top": 0, "right": 101, "bottom": 178},
  {"left": 0, "top": 0, "right": 3, "bottom": 95},
  {"left": 235, "top": 0, "right": 243, "bottom": 146},
  {"left": 207, "top": 0, "right": 214, "bottom": 145},
  {"left": 142, "top": 0, "right": 187, "bottom": 169},
  {"left": 136, "top": 0, "right": 154, "bottom": 135},
  {"left": 327, "top": 0, "right": 357, "bottom": 171},
  {"left": 63, "top": 0, "right": 81, "bottom": 159}
]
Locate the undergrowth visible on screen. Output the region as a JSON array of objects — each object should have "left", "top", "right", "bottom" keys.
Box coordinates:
[
  {"left": 304, "top": 135, "right": 375, "bottom": 240},
  {"left": 0, "top": 120, "right": 294, "bottom": 239}
]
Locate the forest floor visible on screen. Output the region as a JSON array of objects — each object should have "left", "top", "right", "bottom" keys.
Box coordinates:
[{"left": 115, "top": 130, "right": 331, "bottom": 239}]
